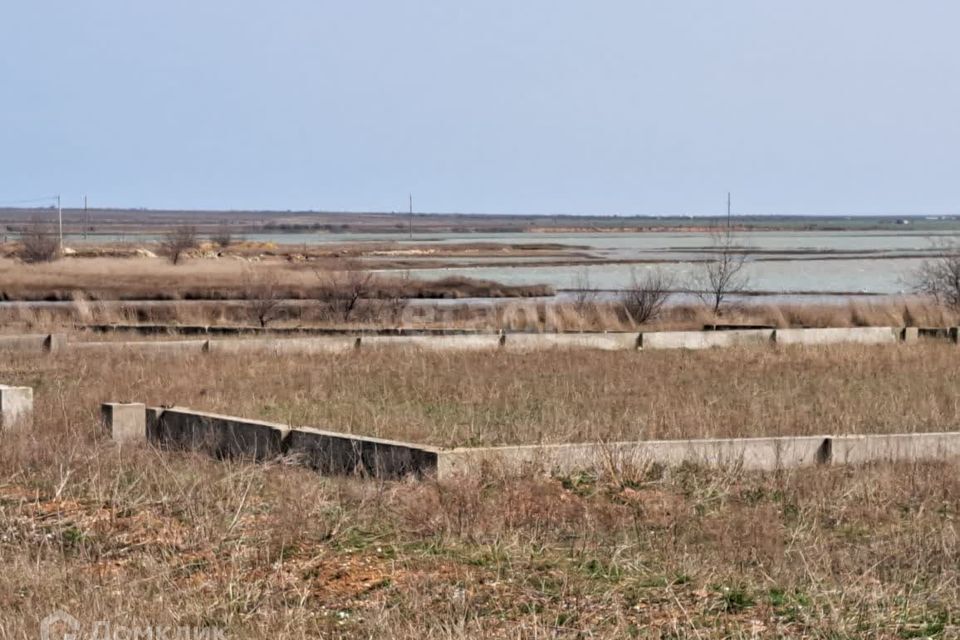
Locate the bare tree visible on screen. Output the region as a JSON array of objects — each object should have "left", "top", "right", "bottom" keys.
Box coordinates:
[
  {"left": 620, "top": 268, "right": 673, "bottom": 325},
  {"left": 315, "top": 260, "right": 376, "bottom": 322},
  {"left": 159, "top": 225, "right": 198, "bottom": 265},
  {"left": 19, "top": 219, "right": 60, "bottom": 263},
  {"left": 912, "top": 241, "right": 960, "bottom": 309},
  {"left": 211, "top": 225, "right": 233, "bottom": 249},
  {"left": 244, "top": 269, "right": 283, "bottom": 327},
  {"left": 694, "top": 228, "right": 750, "bottom": 314}
]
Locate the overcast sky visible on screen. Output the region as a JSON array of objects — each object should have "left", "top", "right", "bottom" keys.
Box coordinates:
[{"left": 1, "top": 1, "right": 958, "bottom": 215}]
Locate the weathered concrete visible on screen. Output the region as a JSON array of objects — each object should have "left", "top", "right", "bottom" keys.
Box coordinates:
[
  {"left": 774, "top": 327, "right": 899, "bottom": 346},
  {"left": 148, "top": 407, "right": 288, "bottom": 461},
  {"left": 831, "top": 432, "right": 960, "bottom": 465},
  {"left": 640, "top": 329, "right": 774, "bottom": 350},
  {"left": 0, "top": 385, "right": 33, "bottom": 432},
  {"left": 503, "top": 333, "right": 638, "bottom": 351},
  {"left": 101, "top": 402, "right": 146, "bottom": 443},
  {"left": 44, "top": 333, "right": 68, "bottom": 353},
  {"left": 436, "top": 435, "right": 831, "bottom": 479},
  {"left": 70, "top": 340, "right": 210, "bottom": 355},
  {"left": 362, "top": 334, "right": 504, "bottom": 351},
  {"left": 0, "top": 334, "right": 49, "bottom": 353},
  {"left": 286, "top": 427, "right": 440, "bottom": 478},
  {"left": 206, "top": 336, "right": 359, "bottom": 355},
  {"left": 901, "top": 327, "right": 919, "bottom": 343}
]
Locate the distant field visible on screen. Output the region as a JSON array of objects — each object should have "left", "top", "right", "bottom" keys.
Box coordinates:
[{"left": 3, "top": 205, "right": 960, "bottom": 236}]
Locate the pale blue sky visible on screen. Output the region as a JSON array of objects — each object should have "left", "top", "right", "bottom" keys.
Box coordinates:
[{"left": 1, "top": 2, "right": 958, "bottom": 215}]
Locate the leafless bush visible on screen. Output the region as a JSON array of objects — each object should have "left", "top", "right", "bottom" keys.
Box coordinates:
[
  {"left": 315, "top": 261, "right": 376, "bottom": 322},
  {"left": 912, "top": 241, "right": 960, "bottom": 309},
  {"left": 211, "top": 225, "right": 233, "bottom": 249},
  {"left": 19, "top": 221, "right": 60, "bottom": 263},
  {"left": 159, "top": 225, "right": 199, "bottom": 265},
  {"left": 620, "top": 268, "right": 673, "bottom": 324},
  {"left": 571, "top": 269, "right": 597, "bottom": 313},
  {"left": 243, "top": 269, "right": 283, "bottom": 327},
  {"left": 694, "top": 228, "right": 751, "bottom": 314}
]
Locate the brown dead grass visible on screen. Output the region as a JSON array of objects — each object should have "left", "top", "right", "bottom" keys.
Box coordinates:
[
  {"left": 0, "top": 257, "right": 551, "bottom": 302},
  {"left": 1, "top": 342, "right": 959, "bottom": 448},
  {"left": 1, "top": 345, "right": 959, "bottom": 637}
]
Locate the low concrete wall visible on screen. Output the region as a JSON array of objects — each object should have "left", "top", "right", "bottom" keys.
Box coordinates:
[
  {"left": 436, "top": 435, "right": 830, "bottom": 479},
  {"left": 0, "top": 334, "right": 52, "bottom": 353},
  {"left": 503, "top": 333, "right": 638, "bottom": 351},
  {"left": 832, "top": 432, "right": 960, "bottom": 465},
  {"left": 71, "top": 340, "right": 210, "bottom": 355},
  {"left": 0, "top": 385, "right": 33, "bottom": 432},
  {"left": 362, "top": 335, "right": 504, "bottom": 351},
  {"left": 207, "top": 337, "right": 359, "bottom": 355},
  {"left": 148, "top": 407, "right": 288, "bottom": 461},
  {"left": 640, "top": 330, "right": 774, "bottom": 350},
  {"left": 142, "top": 406, "right": 438, "bottom": 477},
  {"left": 774, "top": 327, "right": 899, "bottom": 346},
  {"left": 286, "top": 427, "right": 439, "bottom": 478}
]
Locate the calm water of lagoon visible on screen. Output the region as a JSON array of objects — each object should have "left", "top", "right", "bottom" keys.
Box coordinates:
[{"left": 71, "top": 229, "right": 960, "bottom": 296}]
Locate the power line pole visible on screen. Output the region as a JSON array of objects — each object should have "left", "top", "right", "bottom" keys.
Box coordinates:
[
  {"left": 57, "top": 194, "right": 63, "bottom": 251},
  {"left": 408, "top": 194, "right": 413, "bottom": 240},
  {"left": 726, "top": 192, "right": 731, "bottom": 230},
  {"left": 83, "top": 195, "right": 88, "bottom": 239}
]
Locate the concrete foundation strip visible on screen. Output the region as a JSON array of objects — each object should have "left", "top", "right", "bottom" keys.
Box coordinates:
[
  {"left": 0, "top": 325, "right": 942, "bottom": 355},
  {"left": 44, "top": 324, "right": 951, "bottom": 354},
  {"left": 102, "top": 403, "right": 960, "bottom": 480}
]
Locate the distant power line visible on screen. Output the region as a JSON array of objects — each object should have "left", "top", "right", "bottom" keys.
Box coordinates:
[{"left": 0, "top": 195, "right": 59, "bottom": 207}]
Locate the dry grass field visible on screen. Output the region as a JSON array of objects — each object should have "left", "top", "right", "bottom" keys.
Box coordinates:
[
  {"left": 2, "top": 343, "right": 960, "bottom": 447},
  {"left": 1, "top": 343, "right": 959, "bottom": 637}
]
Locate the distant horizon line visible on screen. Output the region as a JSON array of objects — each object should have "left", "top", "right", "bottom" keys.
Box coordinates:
[{"left": 0, "top": 205, "right": 954, "bottom": 220}]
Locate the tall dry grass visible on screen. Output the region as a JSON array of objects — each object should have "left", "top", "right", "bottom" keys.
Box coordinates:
[
  {"left": 0, "top": 257, "right": 550, "bottom": 302},
  {"left": 0, "top": 384, "right": 957, "bottom": 637},
  {"left": 1, "top": 343, "right": 959, "bottom": 448}
]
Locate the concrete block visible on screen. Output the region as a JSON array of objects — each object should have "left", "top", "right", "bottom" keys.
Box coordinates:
[
  {"left": 148, "top": 407, "right": 288, "bottom": 461},
  {"left": 0, "top": 385, "right": 33, "bottom": 432},
  {"left": 361, "top": 335, "right": 503, "bottom": 351},
  {"left": 436, "top": 435, "right": 830, "bottom": 479},
  {"left": 831, "top": 432, "right": 960, "bottom": 465},
  {"left": 901, "top": 327, "right": 919, "bottom": 343},
  {"left": 207, "top": 337, "right": 360, "bottom": 355},
  {"left": 0, "top": 334, "right": 48, "bottom": 353},
  {"left": 101, "top": 402, "right": 146, "bottom": 443},
  {"left": 44, "top": 333, "right": 68, "bottom": 353},
  {"left": 286, "top": 427, "right": 439, "bottom": 478},
  {"left": 640, "top": 330, "right": 773, "bottom": 350},
  {"left": 774, "top": 327, "right": 899, "bottom": 346},
  {"left": 503, "top": 333, "right": 639, "bottom": 351}
]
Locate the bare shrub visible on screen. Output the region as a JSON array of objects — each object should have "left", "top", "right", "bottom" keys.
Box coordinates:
[
  {"left": 620, "top": 268, "right": 674, "bottom": 325},
  {"left": 694, "top": 228, "right": 750, "bottom": 314},
  {"left": 315, "top": 261, "right": 376, "bottom": 322},
  {"left": 211, "top": 225, "right": 233, "bottom": 249},
  {"left": 571, "top": 269, "right": 597, "bottom": 313},
  {"left": 159, "top": 225, "right": 199, "bottom": 265},
  {"left": 243, "top": 269, "right": 283, "bottom": 327},
  {"left": 19, "top": 221, "right": 60, "bottom": 263},
  {"left": 912, "top": 241, "right": 960, "bottom": 309}
]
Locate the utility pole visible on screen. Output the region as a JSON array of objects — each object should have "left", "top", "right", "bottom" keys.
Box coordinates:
[
  {"left": 83, "top": 195, "right": 88, "bottom": 239},
  {"left": 726, "top": 192, "right": 731, "bottom": 229},
  {"left": 57, "top": 194, "right": 63, "bottom": 251},
  {"left": 408, "top": 194, "right": 413, "bottom": 240}
]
